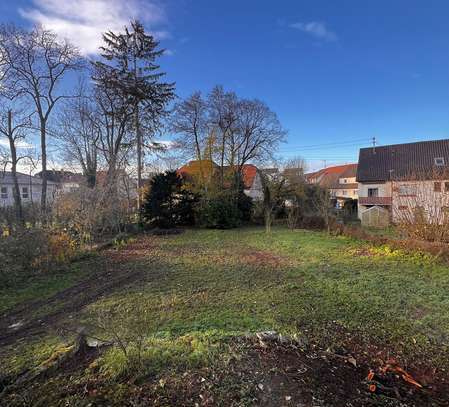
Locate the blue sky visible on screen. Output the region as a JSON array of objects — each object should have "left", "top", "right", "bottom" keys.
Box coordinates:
[{"left": 2, "top": 0, "right": 449, "bottom": 170}]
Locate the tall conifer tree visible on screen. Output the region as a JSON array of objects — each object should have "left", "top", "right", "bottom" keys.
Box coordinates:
[{"left": 92, "top": 20, "right": 175, "bottom": 212}]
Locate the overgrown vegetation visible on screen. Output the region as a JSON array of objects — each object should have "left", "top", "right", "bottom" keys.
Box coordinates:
[{"left": 1, "top": 228, "right": 449, "bottom": 405}]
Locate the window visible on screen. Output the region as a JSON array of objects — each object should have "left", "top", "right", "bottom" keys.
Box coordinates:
[
  {"left": 342, "top": 190, "right": 347, "bottom": 195},
  {"left": 368, "top": 188, "right": 378, "bottom": 197},
  {"left": 0, "top": 187, "right": 7, "bottom": 199},
  {"left": 434, "top": 182, "right": 442, "bottom": 192},
  {"left": 398, "top": 184, "right": 417, "bottom": 196},
  {"left": 398, "top": 205, "right": 408, "bottom": 210},
  {"left": 435, "top": 157, "right": 445, "bottom": 166},
  {"left": 22, "top": 187, "right": 29, "bottom": 199},
  {"left": 445, "top": 182, "right": 449, "bottom": 192}
]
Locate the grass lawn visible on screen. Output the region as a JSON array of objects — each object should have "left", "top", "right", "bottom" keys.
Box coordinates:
[{"left": 1, "top": 227, "right": 449, "bottom": 405}]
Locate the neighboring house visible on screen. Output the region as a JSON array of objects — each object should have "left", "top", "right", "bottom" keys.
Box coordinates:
[
  {"left": 0, "top": 171, "right": 58, "bottom": 207},
  {"left": 178, "top": 160, "right": 218, "bottom": 186},
  {"left": 232, "top": 164, "right": 263, "bottom": 201},
  {"left": 178, "top": 160, "right": 264, "bottom": 200},
  {"left": 36, "top": 170, "right": 84, "bottom": 193},
  {"left": 357, "top": 139, "right": 449, "bottom": 224},
  {"left": 306, "top": 164, "right": 358, "bottom": 208},
  {"left": 96, "top": 170, "right": 138, "bottom": 203}
]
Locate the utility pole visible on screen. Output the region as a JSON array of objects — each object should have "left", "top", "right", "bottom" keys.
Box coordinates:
[{"left": 372, "top": 136, "right": 377, "bottom": 153}]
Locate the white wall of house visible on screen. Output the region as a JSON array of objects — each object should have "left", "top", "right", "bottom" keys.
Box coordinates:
[
  {"left": 357, "top": 181, "right": 392, "bottom": 220},
  {"left": 332, "top": 188, "right": 358, "bottom": 199},
  {"left": 339, "top": 176, "right": 356, "bottom": 184},
  {"left": 391, "top": 180, "right": 449, "bottom": 224},
  {"left": 358, "top": 182, "right": 391, "bottom": 198},
  {"left": 59, "top": 182, "right": 81, "bottom": 194},
  {"left": 244, "top": 172, "right": 264, "bottom": 201},
  {"left": 329, "top": 176, "right": 359, "bottom": 208},
  {"left": 0, "top": 179, "right": 58, "bottom": 208}
]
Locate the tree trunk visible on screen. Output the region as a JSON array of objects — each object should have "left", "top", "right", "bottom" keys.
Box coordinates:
[
  {"left": 263, "top": 183, "right": 272, "bottom": 234},
  {"left": 136, "top": 103, "right": 143, "bottom": 221},
  {"left": 7, "top": 110, "right": 23, "bottom": 226},
  {"left": 40, "top": 119, "right": 47, "bottom": 213},
  {"left": 265, "top": 209, "right": 272, "bottom": 234}
]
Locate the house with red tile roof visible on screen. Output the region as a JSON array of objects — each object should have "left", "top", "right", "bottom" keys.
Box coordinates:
[
  {"left": 306, "top": 163, "right": 358, "bottom": 207},
  {"left": 177, "top": 160, "right": 264, "bottom": 200}
]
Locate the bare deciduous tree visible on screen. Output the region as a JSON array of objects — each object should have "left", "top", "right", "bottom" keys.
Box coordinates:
[
  {"left": 172, "top": 92, "right": 209, "bottom": 184},
  {"left": 208, "top": 86, "right": 239, "bottom": 186},
  {"left": 172, "top": 87, "right": 287, "bottom": 192},
  {"left": 0, "top": 24, "right": 83, "bottom": 211},
  {"left": 260, "top": 169, "right": 290, "bottom": 234},
  {"left": 0, "top": 102, "right": 33, "bottom": 224},
  {"left": 233, "top": 98, "right": 286, "bottom": 169},
  {"left": 55, "top": 85, "right": 100, "bottom": 187},
  {"left": 92, "top": 63, "right": 134, "bottom": 179}
]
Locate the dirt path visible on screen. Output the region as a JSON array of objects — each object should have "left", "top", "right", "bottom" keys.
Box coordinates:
[{"left": 0, "top": 236, "right": 158, "bottom": 347}]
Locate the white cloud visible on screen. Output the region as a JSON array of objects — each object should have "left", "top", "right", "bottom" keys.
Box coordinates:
[
  {"left": 289, "top": 21, "right": 337, "bottom": 42},
  {"left": 154, "top": 140, "right": 176, "bottom": 149},
  {"left": 0, "top": 139, "right": 34, "bottom": 149},
  {"left": 19, "top": 0, "right": 169, "bottom": 55}
]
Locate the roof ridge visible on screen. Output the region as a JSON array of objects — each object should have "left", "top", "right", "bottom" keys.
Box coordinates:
[{"left": 360, "top": 138, "right": 449, "bottom": 151}]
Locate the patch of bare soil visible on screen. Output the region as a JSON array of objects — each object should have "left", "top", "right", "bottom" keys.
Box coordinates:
[
  {"left": 130, "top": 338, "right": 449, "bottom": 407},
  {"left": 4, "top": 336, "right": 448, "bottom": 406},
  {"left": 0, "top": 235, "right": 161, "bottom": 348},
  {"left": 239, "top": 250, "right": 292, "bottom": 268}
]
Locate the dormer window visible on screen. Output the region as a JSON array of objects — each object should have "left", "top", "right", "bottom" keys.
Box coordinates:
[{"left": 435, "top": 157, "right": 445, "bottom": 166}]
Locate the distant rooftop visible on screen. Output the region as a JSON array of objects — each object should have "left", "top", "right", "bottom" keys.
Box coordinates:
[{"left": 0, "top": 171, "right": 57, "bottom": 185}]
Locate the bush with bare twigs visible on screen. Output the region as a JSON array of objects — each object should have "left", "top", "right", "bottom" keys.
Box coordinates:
[
  {"left": 54, "top": 185, "right": 134, "bottom": 243},
  {"left": 392, "top": 171, "right": 449, "bottom": 242}
]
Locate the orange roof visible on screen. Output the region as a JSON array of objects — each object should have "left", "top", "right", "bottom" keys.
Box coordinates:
[
  {"left": 306, "top": 163, "right": 357, "bottom": 188},
  {"left": 240, "top": 164, "right": 258, "bottom": 189},
  {"left": 178, "top": 161, "right": 258, "bottom": 189},
  {"left": 177, "top": 160, "right": 218, "bottom": 180}
]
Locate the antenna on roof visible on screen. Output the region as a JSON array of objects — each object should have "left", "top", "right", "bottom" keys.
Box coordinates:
[{"left": 372, "top": 136, "right": 377, "bottom": 154}]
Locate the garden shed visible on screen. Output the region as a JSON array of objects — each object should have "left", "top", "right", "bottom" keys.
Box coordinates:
[{"left": 360, "top": 205, "right": 390, "bottom": 228}]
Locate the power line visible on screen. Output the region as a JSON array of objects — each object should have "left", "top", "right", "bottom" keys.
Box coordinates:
[
  {"left": 278, "top": 138, "right": 371, "bottom": 152},
  {"left": 279, "top": 137, "right": 369, "bottom": 149}
]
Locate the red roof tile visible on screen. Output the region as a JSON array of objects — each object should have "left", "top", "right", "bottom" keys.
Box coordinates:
[{"left": 306, "top": 164, "right": 358, "bottom": 188}]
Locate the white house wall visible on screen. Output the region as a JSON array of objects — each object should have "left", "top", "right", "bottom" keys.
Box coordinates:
[
  {"left": 244, "top": 172, "right": 264, "bottom": 201},
  {"left": 391, "top": 180, "right": 449, "bottom": 224},
  {"left": 358, "top": 182, "right": 391, "bottom": 198},
  {"left": 0, "top": 182, "right": 58, "bottom": 207}
]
